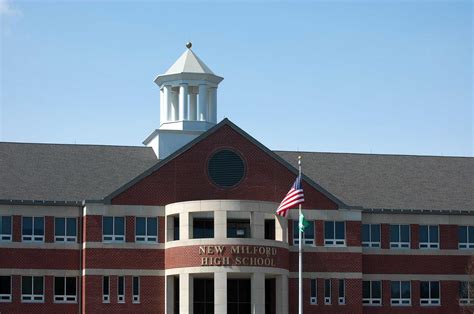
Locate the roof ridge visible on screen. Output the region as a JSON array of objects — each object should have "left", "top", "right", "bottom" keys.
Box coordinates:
[
  {"left": 0, "top": 141, "right": 150, "bottom": 149},
  {"left": 274, "top": 150, "right": 474, "bottom": 159}
]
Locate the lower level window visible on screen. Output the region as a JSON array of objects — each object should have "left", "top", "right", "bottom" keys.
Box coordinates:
[
  {"left": 310, "top": 279, "right": 317, "bottom": 304},
  {"left": 118, "top": 276, "right": 125, "bottom": 303},
  {"left": 363, "top": 280, "right": 381, "bottom": 305},
  {"left": 54, "top": 277, "right": 77, "bottom": 303},
  {"left": 0, "top": 276, "right": 11, "bottom": 302},
  {"left": 102, "top": 276, "right": 110, "bottom": 303},
  {"left": 420, "top": 281, "right": 440, "bottom": 305},
  {"left": 324, "top": 279, "right": 331, "bottom": 304},
  {"left": 459, "top": 281, "right": 474, "bottom": 305},
  {"left": 133, "top": 276, "right": 140, "bottom": 303},
  {"left": 22, "top": 276, "right": 44, "bottom": 302},
  {"left": 391, "top": 281, "right": 411, "bottom": 305},
  {"left": 338, "top": 279, "right": 345, "bottom": 305}
]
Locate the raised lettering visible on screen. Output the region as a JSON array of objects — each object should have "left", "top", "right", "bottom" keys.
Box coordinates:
[
  {"left": 199, "top": 246, "right": 206, "bottom": 255},
  {"left": 215, "top": 246, "right": 224, "bottom": 255}
]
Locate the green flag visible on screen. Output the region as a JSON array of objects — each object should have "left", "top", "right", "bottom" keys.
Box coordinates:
[{"left": 298, "top": 213, "right": 310, "bottom": 233}]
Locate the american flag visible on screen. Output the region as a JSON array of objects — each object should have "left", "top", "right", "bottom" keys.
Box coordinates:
[{"left": 276, "top": 175, "right": 305, "bottom": 217}]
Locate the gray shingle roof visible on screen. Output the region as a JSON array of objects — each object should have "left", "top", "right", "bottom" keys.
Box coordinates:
[
  {"left": 0, "top": 142, "right": 157, "bottom": 202},
  {"left": 276, "top": 151, "right": 474, "bottom": 211}
]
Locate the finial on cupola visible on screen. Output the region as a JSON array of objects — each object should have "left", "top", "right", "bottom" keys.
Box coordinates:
[{"left": 186, "top": 42, "right": 192, "bottom": 49}]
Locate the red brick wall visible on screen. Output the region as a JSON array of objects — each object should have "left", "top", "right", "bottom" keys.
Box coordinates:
[
  {"left": 158, "top": 216, "right": 165, "bottom": 244},
  {"left": 363, "top": 255, "right": 471, "bottom": 274},
  {"left": 410, "top": 224, "right": 419, "bottom": 249},
  {"left": 381, "top": 224, "right": 390, "bottom": 249},
  {"left": 83, "top": 215, "right": 102, "bottom": 242},
  {"left": 126, "top": 216, "right": 134, "bottom": 243},
  {"left": 289, "top": 252, "right": 362, "bottom": 273},
  {"left": 316, "top": 220, "right": 324, "bottom": 246},
  {"left": 83, "top": 248, "right": 164, "bottom": 269},
  {"left": 346, "top": 221, "right": 361, "bottom": 247},
  {"left": 45, "top": 216, "right": 54, "bottom": 243},
  {"left": 0, "top": 248, "right": 79, "bottom": 269},
  {"left": 111, "top": 125, "right": 339, "bottom": 210},
  {"left": 12, "top": 215, "right": 21, "bottom": 242},
  {"left": 440, "top": 224, "right": 458, "bottom": 250}
]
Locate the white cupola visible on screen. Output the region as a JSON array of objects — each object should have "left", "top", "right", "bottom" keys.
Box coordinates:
[{"left": 143, "top": 43, "right": 224, "bottom": 159}]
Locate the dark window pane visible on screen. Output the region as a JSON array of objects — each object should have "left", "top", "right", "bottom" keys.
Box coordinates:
[
  {"left": 401, "top": 281, "right": 410, "bottom": 298},
  {"left": 305, "top": 221, "right": 314, "bottom": 239},
  {"left": 193, "top": 218, "right": 214, "bottom": 239},
  {"left": 34, "top": 217, "right": 44, "bottom": 236},
  {"left": 103, "top": 276, "right": 109, "bottom": 295},
  {"left": 264, "top": 219, "right": 275, "bottom": 240},
  {"left": 67, "top": 218, "right": 76, "bottom": 237},
  {"left": 22, "top": 277, "right": 32, "bottom": 294},
  {"left": 293, "top": 221, "right": 299, "bottom": 239},
  {"left": 174, "top": 217, "right": 180, "bottom": 241},
  {"left": 133, "top": 277, "right": 139, "bottom": 295},
  {"left": 431, "top": 282, "right": 439, "bottom": 299},
  {"left": 469, "top": 227, "right": 474, "bottom": 243},
  {"left": 459, "top": 282, "right": 468, "bottom": 299},
  {"left": 103, "top": 217, "right": 113, "bottom": 235},
  {"left": 420, "top": 281, "right": 429, "bottom": 298},
  {"left": 23, "top": 217, "right": 33, "bottom": 236},
  {"left": 335, "top": 222, "right": 344, "bottom": 239},
  {"left": 419, "top": 225, "right": 428, "bottom": 243},
  {"left": 429, "top": 226, "right": 438, "bottom": 243},
  {"left": 147, "top": 218, "right": 157, "bottom": 236},
  {"left": 1, "top": 216, "right": 11, "bottom": 234},
  {"left": 55, "top": 218, "right": 65, "bottom": 236},
  {"left": 310, "top": 279, "right": 316, "bottom": 297},
  {"left": 324, "top": 279, "right": 331, "bottom": 297},
  {"left": 227, "top": 219, "right": 251, "bottom": 238},
  {"left": 339, "top": 279, "right": 344, "bottom": 297},
  {"left": 390, "top": 225, "right": 398, "bottom": 242},
  {"left": 136, "top": 218, "right": 146, "bottom": 236},
  {"left": 459, "top": 226, "right": 468, "bottom": 242},
  {"left": 400, "top": 225, "right": 409, "bottom": 242},
  {"left": 118, "top": 277, "right": 124, "bottom": 294},
  {"left": 371, "top": 224, "right": 380, "bottom": 242},
  {"left": 0, "top": 276, "right": 11, "bottom": 294},
  {"left": 33, "top": 277, "right": 43, "bottom": 294},
  {"left": 372, "top": 281, "right": 381, "bottom": 298},
  {"left": 362, "top": 281, "right": 370, "bottom": 298},
  {"left": 55, "top": 277, "right": 64, "bottom": 295},
  {"left": 115, "top": 217, "right": 124, "bottom": 236},
  {"left": 391, "top": 281, "right": 400, "bottom": 298},
  {"left": 66, "top": 277, "right": 76, "bottom": 295},
  {"left": 362, "top": 224, "right": 369, "bottom": 242},
  {"left": 325, "top": 221, "right": 334, "bottom": 239}
]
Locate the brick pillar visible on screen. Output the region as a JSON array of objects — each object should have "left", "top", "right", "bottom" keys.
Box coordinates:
[
  {"left": 159, "top": 216, "right": 165, "bottom": 243},
  {"left": 126, "top": 216, "right": 134, "bottom": 243},
  {"left": 12, "top": 275, "right": 21, "bottom": 305},
  {"left": 13, "top": 215, "right": 22, "bottom": 242},
  {"left": 440, "top": 225, "right": 458, "bottom": 249},
  {"left": 381, "top": 224, "right": 390, "bottom": 249},
  {"left": 412, "top": 280, "right": 420, "bottom": 307},
  {"left": 45, "top": 275, "right": 53, "bottom": 303},
  {"left": 45, "top": 216, "right": 54, "bottom": 243},
  {"left": 346, "top": 221, "right": 361, "bottom": 247},
  {"left": 411, "top": 224, "right": 419, "bottom": 249},
  {"left": 382, "top": 280, "right": 391, "bottom": 306},
  {"left": 316, "top": 220, "right": 324, "bottom": 246}
]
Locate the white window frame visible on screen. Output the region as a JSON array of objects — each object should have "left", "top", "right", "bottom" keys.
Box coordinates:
[
  {"left": 54, "top": 217, "right": 77, "bottom": 243},
  {"left": 324, "top": 279, "right": 331, "bottom": 305},
  {"left": 102, "top": 276, "right": 110, "bottom": 303},
  {"left": 135, "top": 217, "right": 158, "bottom": 243},
  {"left": 0, "top": 216, "right": 12, "bottom": 242},
  {"left": 133, "top": 276, "right": 140, "bottom": 304},
  {"left": 310, "top": 278, "right": 317, "bottom": 305},
  {"left": 0, "top": 276, "right": 12, "bottom": 302},
  {"left": 54, "top": 276, "right": 77, "bottom": 303},
  {"left": 419, "top": 225, "right": 439, "bottom": 249},
  {"left": 390, "top": 281, "right": 411, "bottom": 306},
  {"left": 459, "top": 226, "right": 474, "bottom": 249},
  {"left": 459, "top": 281, "right": 474, "bottom": 305},
  {"left": 390, "top": 224, "right": 410, "bottom": 249},
  {"left": 21, "top": 276, "right": 44, "bottom": 303},
  {"left": 293, "top": 220, "right": 315, "bottom": 246},
  {"left": 363, "top": 280, "right": 382, "bottom": 306},
  {"left": 362, "top": 224, "right": 380, "bottom": 248},
  {"left": 102, "top": 216, "right": 125, "bottom": 243},
  {"left": 420, "top": 281, "right": 440, "bottom": 306},
  {"left": 324, "top": 221, "right": 346, "bottom": 247},
  {"left": 118, "top": 276, "right": 125, "bottom": 303},
  {"left": 22, "top": 216, "right": 44, "bottom": 242}
]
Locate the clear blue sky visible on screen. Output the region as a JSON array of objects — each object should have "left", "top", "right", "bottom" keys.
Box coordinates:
[{"left": 1, "top": 0, "right": 472, "bottom": 156}]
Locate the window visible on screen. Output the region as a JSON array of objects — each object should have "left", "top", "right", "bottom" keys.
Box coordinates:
[
  {"left": 22, "top": 217, "right": 44, "bottom": 242},
  {"left": 173, "top": 216, "right": 180, "bottom": 241},
  {"left": 195, "top": 278, "right": 215, "bottom": 313},
  {"left": 293, "top": 220, "right": 315, "bottom": 246},
  {"left": 324, "top": 221, "right": 345, "bottom": 246},
  {"left": 390, "top": 281, "right": 411, "bottom": 305},
  {"left": 102, "top": 216, "right": 125, "bottom": 242},
  {"left": 419, "top": 225, "right": 439, "bottom": 249},
  {"left": 54, "top": 277, "right": 77, "bottom": 303},
  {"left": 0, "top": 276, "right": 11, "bottom": 302},
  {"left": 55, "top": 217, "right": 77, "bottom": 242},
  {"left": 362, "top": 224, "right": 380, "bottom": 248},
  {"left": 459, "top": 281, "right": 474, "bottom": 305},
  {"left": 459, "top": 226, "right": 474, "bottom": 249},
  {"left": 338, "top": 279, "right": 345, "bottom": 305},
  {"left": 132, "top": 276, "right": 140, "bottom": 303},
  {"left": 264, "top": 219, "right": 275, "bottom": 240},
  {"left": 0, "top": 216, "right": 12, "bottom": 241},
  {"left": 390, "top": 224, "right": 410, "bottom": 248},
  {"left": 310, "top": 279, "right": 317, "bottom": 305},
  {"left": 420, "top": 281, "right": 440, "bottom": 305},
  {"left": 136, "top": 217, "right": 158, "bottom": 242},
  {"left": 118, "top": 276, "right": 125, "bottom": 303},
  {"left": 102, "top": 276, "right": 110, "bottom": 303},
  {"left": 227, "top": 219, "right": 251, "bottom": 238},
  {"left": 193, "top": 218, "right": 214, "bottom": 239},
  {"left": 363, "top": 281, "right": 381, "bottom": 305},
  {"left": 324, "top": 279, "right": 331, "bottom": 304},
  {"left": 21, "top": 276, "right": 44, "bottom": 302}
]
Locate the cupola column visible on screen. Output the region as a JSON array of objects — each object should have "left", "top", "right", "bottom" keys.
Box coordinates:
[
  {"left": 163, "top": 85, "right": 172, "bottom": 122},
  {"left": 189, "top": 91, "right": 197, "bottom": 121},
  {"left": 171, "top": 89, "right": 179, "bottom": 121},
  {"left": 198, "top": 83, "right": 208, "bottom": 121},
  {"left": 179, "top": 83, "right": 189, "bottom": 120},
  {"left": 208, "top": 87, "right": 217, "bottom": 123}
]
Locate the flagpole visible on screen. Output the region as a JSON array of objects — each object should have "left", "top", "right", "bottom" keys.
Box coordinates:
[{"left": 298, "top": 155, "right": 303, "bottom": 314}]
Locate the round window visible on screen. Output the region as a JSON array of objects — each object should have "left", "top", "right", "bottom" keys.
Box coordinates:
[{"left": 208, "top": 150, "right": 245, "bottom": 188}]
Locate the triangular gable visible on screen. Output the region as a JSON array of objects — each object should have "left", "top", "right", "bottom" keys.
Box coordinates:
[{"left": 104, "top": 119, "right": 347, "bottom": 209}]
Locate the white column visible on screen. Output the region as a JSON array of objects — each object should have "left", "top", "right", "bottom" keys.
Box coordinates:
[
  {"left": 214, "top": 272, "right": 227, "bottom": 313},
  {"left": 251, "top": 212, "right": 264, "bottom": 239},
  {"left": 163, "top": 85, "right": 171, "bottom": 122},
  {"left": 179, "top": 273, "right": 193, "bottom": 314},
  {"left": 160, "top": 88, "right": 165, "bottom": 125},
  {"left": 208, "top": 87, "right": 217, "bottom": 123},
  {"left": 180, "top": 212, "right": 190, "bottom": 240},
  {"left": 275, "top": 215, "right": 288, "bottom": 243},
  {"left": 189, "top": 92, "right": 197, "bottom": 121},
  {"left": 251, "top": 273, "right": 265, "bottom": 314},
  {"left": 179, "top": 83, "right": 189, "bottom": 121},
  {"left": 198, "top": 84, "right": 208, "bottom": 121},
  {"left": 214, "top": 211, "right": 227, "bottom": 239},
  {"left": 166, "top": 276, "right": 175, "bottom": 313},
  {"left": 171, "top": 90, "right": 179, "bottom": 121},
  {"left": 276, "top": 275, "right": 288, "bottom": 314}
]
